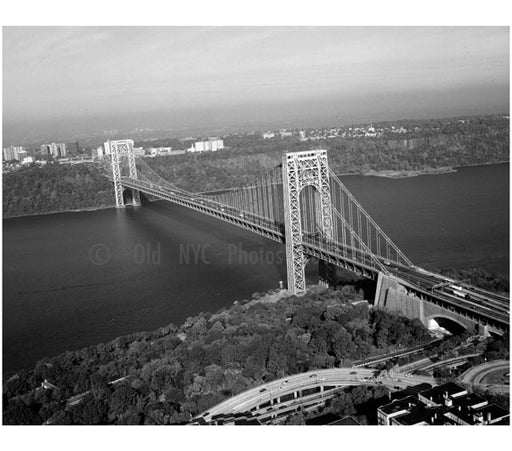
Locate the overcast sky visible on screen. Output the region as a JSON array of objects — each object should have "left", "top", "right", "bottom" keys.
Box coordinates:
[{"left": 2, "top": 26, "right": 509, "bottom": 142}]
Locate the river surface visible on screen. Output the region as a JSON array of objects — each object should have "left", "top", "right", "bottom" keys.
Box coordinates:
[{"left": 2, "top": 163, "right": 509, "bottom": 372}]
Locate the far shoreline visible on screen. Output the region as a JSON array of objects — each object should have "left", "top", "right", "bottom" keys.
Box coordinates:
[
  {"left": 3, "top": 204, "right": 115, "bottom": 220},
  {"left": 361, "top": 166, "right": 456, "bottom": 179}
]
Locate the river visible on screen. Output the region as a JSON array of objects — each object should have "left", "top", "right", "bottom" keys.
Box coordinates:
[{"left": 2, "top": 163, "right": 509, "bottom": 372}]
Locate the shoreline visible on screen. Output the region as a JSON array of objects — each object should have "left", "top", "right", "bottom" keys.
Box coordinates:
[
  {"left": 3, "top": 204, "right": 115, "bottom": 220},
  {"left": 3, "top": 161, "right": 509, "bottom": 219},
  {"left": 361, "top": 166, "right": 457, "bottom": 179},
  {"left": 454, "top": 160, "right": 509, "bottom": 169},
  {"left": 359, "top": 160, "right": 509, "bottom": 179}
]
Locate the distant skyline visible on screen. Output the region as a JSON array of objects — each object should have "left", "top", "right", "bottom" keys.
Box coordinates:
[{"left": 2, "top": 26, "right": 509, "bottom": 144}]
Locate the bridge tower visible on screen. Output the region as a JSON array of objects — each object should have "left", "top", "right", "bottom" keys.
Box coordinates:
[
  {"left": 282, "top": 150, "right": 334, "bottom": 294},
  {"left": 109, "top": 139, "right": 141, "bottom": 208}
]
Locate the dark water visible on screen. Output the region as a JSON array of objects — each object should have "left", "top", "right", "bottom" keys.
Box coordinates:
[{"left": 2, "top": 163, "right": 509, "bottom": 372}]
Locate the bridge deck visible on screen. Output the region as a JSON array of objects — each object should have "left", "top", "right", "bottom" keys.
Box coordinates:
[{"left": 112, "top": 174, "right": 509, "bottom": 330}]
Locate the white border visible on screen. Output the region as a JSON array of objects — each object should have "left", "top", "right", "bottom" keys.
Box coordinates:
[{"left": 1, "top": 1, "right": 510, "bottom": 449}]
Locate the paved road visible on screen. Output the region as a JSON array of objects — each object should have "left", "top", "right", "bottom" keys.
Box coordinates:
[
  {"left": 353, "top": 338, "right": 442, "bottom": 368},
  {"left": 460, "top": 360, "right": 510, "bottom": 385},
  {"left": 413, "top": 353, "right": 482, "bottom": 372},
  {"left": 459, "top": 360, "right": 510, "bottom": 395},
  {"left": 198, "top": 367, "right": 435, "bottom": 423}
]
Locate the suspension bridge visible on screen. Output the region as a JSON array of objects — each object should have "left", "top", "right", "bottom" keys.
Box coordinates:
[{"left": 101, "top": 139, "right": 509, "bottom": 336}]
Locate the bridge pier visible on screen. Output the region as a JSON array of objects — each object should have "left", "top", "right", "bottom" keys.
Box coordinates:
[
  {"left": 131, "top": 189, "right": 141, "bottom": 207},
  {"left": 478, "top": 324, "right": 490, "bottom": 338},
  {"left": 319, "top": 260, "right": 338, "bottom": 289},
  {"left": 375, "top": 272, "right": 500, "bottom": 336},
  {"left": 374, "top": 271, "right": 427, "bottom": 325}
]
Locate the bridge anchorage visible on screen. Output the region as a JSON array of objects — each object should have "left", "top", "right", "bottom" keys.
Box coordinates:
[{"left": 103, "top": 144, "right": 509, "bottom": 336}]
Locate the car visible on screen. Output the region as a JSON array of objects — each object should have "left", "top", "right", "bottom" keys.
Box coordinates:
[
  {"left": 309, "top": 374, "right": 317, "bottom": 378},
  {"left": 350, "top": 371, "right": 357, "bottom": 375},
  {"left": 259, "top": 388, "right": 267, "bottom": 393}
]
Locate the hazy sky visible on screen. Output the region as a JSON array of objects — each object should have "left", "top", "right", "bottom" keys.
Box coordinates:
[{"left": 2, "top": 26, "right": 509, "bottom": 142}]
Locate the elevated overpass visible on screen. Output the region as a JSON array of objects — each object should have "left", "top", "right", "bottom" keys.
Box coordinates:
[{"left": 194, "top": 367, "right": 436, "bottom": 424}]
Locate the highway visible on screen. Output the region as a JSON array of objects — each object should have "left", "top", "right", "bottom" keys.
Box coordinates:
[
  {"left": 411, "top": 353, "right": 482, "bottom": 373},
  {"left": 389, "top": 265, "right": 509, "bottom": 320},
  {"left": 352, "top": 338, "right": 442, "bottom": 368},
  {"left": 197, "top": 367, "right": 435, "bottom": 423},
  {"left": 459, "top": 359, "right": 510, "bottom": 395},
  {"left": 296, "top": 235, "right": 509, "bottom": 329},
  {"left": 459, "top": 360, "right": 510, "bottom": 386}
]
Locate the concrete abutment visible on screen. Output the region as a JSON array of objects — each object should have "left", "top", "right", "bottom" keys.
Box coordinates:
[{"left": 374, "top": 272, "right": 492, "bottom": 337}]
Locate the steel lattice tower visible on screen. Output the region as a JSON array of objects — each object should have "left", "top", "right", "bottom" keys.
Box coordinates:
[
  {"left": 110, "top": 139, "right": 141, "bottom": 208},
  {"left": 282, "top": 150, "right": 333, "bottom": 294}
]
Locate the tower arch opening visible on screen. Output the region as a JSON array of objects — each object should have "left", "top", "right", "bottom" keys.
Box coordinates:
[{"left": 299, "top": 184, "right": 322, "bottom": 242}]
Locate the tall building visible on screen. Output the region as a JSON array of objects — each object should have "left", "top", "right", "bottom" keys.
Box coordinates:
[
  {"left": 3, "top": 147, "right": 14, "bottom": 161},
  {"left": 209, "top": 138, "right": 224, "bottom": 151},
  {"left": 92, "top": 146, "right": 104, "bottom": 159},
  {"left": 57, "top": 143, "right": 67, "bottom": 157},
  {"left": 3, "top": 146, "right": 25, "bottom": 161},
  {"left": 190, "top": 138, "right": 224, "bottom": 153},
  {"left": 40, "top": 142, "right": 67, "bottom": 158},
  {"left": 49, "top": 143, "right": 58, "bottom": 157}
]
